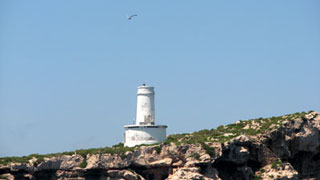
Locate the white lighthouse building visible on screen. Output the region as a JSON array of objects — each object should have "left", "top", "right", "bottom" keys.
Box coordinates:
[{"left": 124, "top": 84, "right": 167, "bottom": 147}]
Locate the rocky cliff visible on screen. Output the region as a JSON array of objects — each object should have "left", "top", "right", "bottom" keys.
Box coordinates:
[{"left": 1, "top": 111, "right": 320, "bottom": 180}]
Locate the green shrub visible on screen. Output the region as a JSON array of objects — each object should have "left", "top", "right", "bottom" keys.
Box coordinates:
[
  {"left": 190, "top": 153, "right": 200, "bottom": 160},
  {"left": 79, "top": 158, "right": 87, "bottom": 168},
  {"left": 216, "top": 125, "right": 224, "bottom": 131},
  {"left": 154, "top": 146, "right": 162, "bottom": 154},
  {"left": 201, "top": 143, "right": 215, "bottom": 157},
  {"left": 112, "top": 142, "right": 124, "bottom": 148},
  {"left": 271, "top": 160, "right": 283, "bottom": 169},
  {"left": 253, "top": 175, "right": 262, "bottom": 180}
]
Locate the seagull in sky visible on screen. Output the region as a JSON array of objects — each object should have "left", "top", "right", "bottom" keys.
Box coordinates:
[{"left": 128, "top": 14, "right": 138, "bottom": 20}]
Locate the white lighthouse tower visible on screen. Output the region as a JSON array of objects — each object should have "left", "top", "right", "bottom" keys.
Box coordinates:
[{"left": 124, "top": 84, "right": 167, "bottom": 147}]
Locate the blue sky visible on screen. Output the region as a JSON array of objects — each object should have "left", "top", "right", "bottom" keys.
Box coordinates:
[{"left": 0, "top": 0, "right": 319, "bottom": 157}]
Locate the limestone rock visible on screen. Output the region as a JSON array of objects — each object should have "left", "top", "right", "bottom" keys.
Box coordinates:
[
  {"left": 37, "top": 155, "right": 83, "bottom": 170},
  {"left": 107, "top": 169, "right": 145, "bottom": 180},
  {"left": 56, "top": 169, "right": 86, "bottom": 180},
  {"left": 86, "top": 153, "right": 129, "bottom": 169},
  {"left": 147, "top": 158, "right": 172, "bottom": 168},
  {"left": 257, "top": 163, "right": 298, "bottom": 180},
  {"left": 9, "top": 162, "right": 35, "bottom": 172},
  {"left": 0, "top": 173, "right": 14, "bottom": 180},
  {"left": 167, "top": 167, "right": 205, "bottom": 180},
  {"left": 166, "top": 167, "right": 221, "bottom": 180}
]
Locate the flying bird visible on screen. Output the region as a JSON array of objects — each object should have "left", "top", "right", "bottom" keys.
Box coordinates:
[{"left": 128, "top": 14, "right": 138, "bottom": 20}]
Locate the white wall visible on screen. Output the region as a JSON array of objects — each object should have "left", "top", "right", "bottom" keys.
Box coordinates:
[
  {"left": 124, "top": 126, "right": 166, "bottom": 147},
  {"left": 136, "top": 86, "right": 155, "bottom": 125}
]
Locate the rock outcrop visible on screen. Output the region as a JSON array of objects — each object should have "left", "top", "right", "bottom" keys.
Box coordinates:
[{"left": 1, "top": 111, "right": 320, "bottom": 180}]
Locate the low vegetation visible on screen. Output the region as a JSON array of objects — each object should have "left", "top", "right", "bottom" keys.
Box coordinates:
[
  {"left": 0, "top": 143, "right": 135, "bottom": 165},
  {"left": 253, "top": 175, "right": 262, "bottom": 180},
  {"left": 154, "top": 146, "right": 162, "bottom": 154},
  {"left": 271, "top": 160, "right": 283, "bottom": 169},
  {"left": 0, "top": 142, "right": 164, "bottom": 166},
  {"left": 164, "top": 111, "right": 310, "bottom": 145},
  {"left": 0, "top": 175, "right": 8, "bottom": 179},
  {"left": 190, "top": 153, "right": 200, "bottom": 160},
  {"left": 0, "top": 153, "right": 69, "bottom": 165},
  {"left": 201, "top": 143, "right": 215, "bottom": 157},
  {"left": 79, "top": 158, "right": 87, "bottom": 168}
]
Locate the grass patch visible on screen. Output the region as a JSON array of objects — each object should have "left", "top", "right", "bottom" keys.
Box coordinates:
[
  {"left": 271, "top": 160, "right": 283, "bottom": 169},
  {"left": 190, "top": 153, "right": 200, "bottom": 160}
]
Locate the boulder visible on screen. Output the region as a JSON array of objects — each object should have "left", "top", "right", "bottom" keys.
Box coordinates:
[{"left": 37, "top": 155, "right": 83, "bottom": 170}]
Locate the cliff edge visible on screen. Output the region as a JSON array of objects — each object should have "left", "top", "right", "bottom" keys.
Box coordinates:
[{"left": 1, "top": 111, "right": 319, "bottom": 180}]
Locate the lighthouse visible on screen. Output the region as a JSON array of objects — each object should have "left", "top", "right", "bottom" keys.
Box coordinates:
[{"left": 124, "top": 84, "right": 167, "bottom": 147}]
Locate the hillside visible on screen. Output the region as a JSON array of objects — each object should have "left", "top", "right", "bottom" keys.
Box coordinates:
[{"left": 1, "top": 111, "right": 319, "bottom": 180}]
